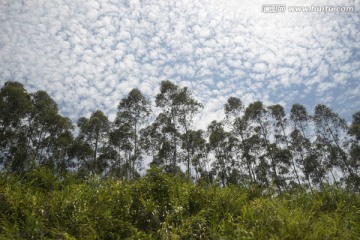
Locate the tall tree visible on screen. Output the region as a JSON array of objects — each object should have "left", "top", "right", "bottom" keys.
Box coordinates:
[
  {"left": 313, "top": 104, "right": 351, "bottom": 184},
  {"left": 0, "top": 82, "right": 32, "bottom": 134},
  {"left": 155, "top": 80, "right": 203, "bottom": 176},
  {"left": 50, "top": 130, "right": 74, "bottom": 175},
  {"left": 224, "top": 97, "right": 257, "bottom": 184},
  {"left": 141, "top": 113, "right": 175, "bottom": 171},
  {"left": 0, "top": 82, "right": 73, "bottom": 174},
  {"left": 349, "top": 111, "right": 360, "bottom": 141},
  {"left": 244, "top": 101, "right": 283, "bottom": 193},
  {"left": 109, "top": 113, "right": 133, "bottom": 179},
  {"left": 181, "top": 129, "right": 207, "bottom": 180},
  {"left": 290, "top": 104, "right": 318, "bottom": 188},
  {"left": 269, "top": 104, "right": 299, "bottom": 186},
  {"left": 28, "top": 90, "right": 73, "bottom": 170},
  {"left": 208, "top": 121, "right": 237, "bottom": 186},
  {"left": 76, "top": 110, "right": 110, "bottom": 175},
  {"left": 290, "top": 104, "right": 311, "bottom": 138},
  {"left": 347, "top": 111, "right": 360, "bottom": 188},
  {"left": 0, "top": 82, "right": 32, "bottom": 173},
  {"left": 114, "top": 88, "right": 151, "bottom": 179}
]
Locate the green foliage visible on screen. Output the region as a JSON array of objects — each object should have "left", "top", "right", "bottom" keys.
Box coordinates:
[
  {"left": 1, "top": 81, "right": 360, "bottom": 238},
  {"left": 75, "top": 110, "right": 110, "bottom": 176},
  {"left": 0, "top": 167, "right": 359, "bottom": 239},
  {"left": 349, "top": 111, "right": 360, "bottom": 141},
  {"left": 2, "top": 81, "right": 360, "bottom": 190}
]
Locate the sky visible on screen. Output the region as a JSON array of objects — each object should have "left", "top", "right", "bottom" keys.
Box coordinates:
[{"left": 0, "top": 0, "right": 359, "bottom": 130}]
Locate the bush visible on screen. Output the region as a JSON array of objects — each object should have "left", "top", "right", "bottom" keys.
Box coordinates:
[{"left": 0, "top": 168, "right": 359, "bottom": 239}]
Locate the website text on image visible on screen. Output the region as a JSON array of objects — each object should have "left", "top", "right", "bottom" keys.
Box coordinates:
[{"left": 261, "top": 4, "right": 355, "bottom": 13}]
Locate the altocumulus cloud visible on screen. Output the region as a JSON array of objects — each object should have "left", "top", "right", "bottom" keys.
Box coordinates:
[{"left": 0, "top": 0, "right": 359, "bottom": 129}]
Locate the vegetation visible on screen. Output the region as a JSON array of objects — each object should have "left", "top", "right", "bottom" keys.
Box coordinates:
[
  {"left": 0, "top": 81, "right": 359, "bottom": 238},
  {"left": 0, "top": 167, "right": 359, "bottom": 239}
]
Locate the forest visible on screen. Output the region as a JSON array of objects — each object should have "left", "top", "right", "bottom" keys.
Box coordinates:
[{"left": 0, "top": 80, "right": 359, "bottom": 239}]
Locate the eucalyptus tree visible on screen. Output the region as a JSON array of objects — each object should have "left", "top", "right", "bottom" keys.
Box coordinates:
[
  {"left": 155, "top": 81, "right": 181, "bottom": 171},
  {"left": 290, "top": 103, "right": 319, "bottom": 188},
  {"left": 208, "top": 120, "right": 237, "bottom": 186},
  {"left": 289, "top": 129, "right": 313, "bottom": 190},
  {"left": 141, "top": 112, "right": 182, "bottom": 174},
  {"left": 244, "top": 101, "right": 283, "bottom": 193},
  {"left": 290, "top": 104, "right": 311, "bottom": 138},
  {"left": 313, "top": 104, "right": 351, "bottom": 183},
  {"left": 113, "top": 88, "right": 151, "bottom": 179},
  {"left": 224, "top": 97, "right": 257, "bottom": 184},
  {"left": 224, "top": 97, "right": 243, "bottom": 123},
  {"left": 0, "top": 82, "right": 73, "bottom": 174},
  {"left": 0, "top": 82, "right": 32, "bottom": 134},
  {"left": 0, "top": 82, "right": 32, "bottom": 173},
  {"left": 172, "top": 86, "right": 203, "bottom": 177},
  {"left": 347, "top": 111, "right": 360, "bottom": 187},
  {"left": 31, "top": 111, "right": 74, "bottom": 175},
  {"left": 349, "top": 111, "right": 360, "bottom": 141},
  {"left": 109, "top": 112, "right": 133, "bottom": 179},
  {"left": 27, "top": 90, "right": 74, "bottom": 171},
  {"left": 269, "top": 104, "right": 299, "bottom": 186},
  {"left": 75, "top": 110, "right": 110, "bottom": 175},
  {"left": 240, "top": 132, "right": 261, "bottom": 184},
  {"left": 155, "top": 80, "right": 203, "bottom": 176},
  {"left": 50, "top": 129, "right": 74, "bottom": 175},
  {"left": 181, "top": 129, "right": 207, "bottom": 180}
]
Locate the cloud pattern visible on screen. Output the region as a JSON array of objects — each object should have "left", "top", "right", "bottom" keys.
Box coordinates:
[{"left": 0, "top": 0, "right": 359, "bottom": 129}]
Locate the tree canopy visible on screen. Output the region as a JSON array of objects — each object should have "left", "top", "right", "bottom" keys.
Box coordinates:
[{"left": 0, "top": 81, "right": 359, "bottom": 191}]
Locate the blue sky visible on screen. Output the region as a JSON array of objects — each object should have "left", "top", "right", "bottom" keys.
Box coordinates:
[{"left": 0, "top": 0, "right": 359, "bottom": 129}]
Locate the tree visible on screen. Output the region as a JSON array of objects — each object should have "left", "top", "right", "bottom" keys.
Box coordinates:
[
  {"left": 109, "top": 113, "right": 133, "bottom": 179},
  {"left": 290, "top": 129, "right": 313, "bottom": 190},
  {"left": 313, "top": 104, "right": 351, "bottom": 184},
  {"left": 181, "top": 129, "right": 207, "bottom": 180},
  {"left": 0, "top": 82, "right": 74, "bottom": 175},
  {"left": 208, "top": 121, "right": 237, "bottom": 186},
  {"left": 113, "top": 88, "right": 151, "bottom": 179},
  {"left": 224, "top": 97, "right": 243, "bottom": 123},
  {"left": 347, "top": 111, "right": 360, "bottom": 188},
  {"left": 290, "top": 104, "right": 318, "bottom": 189},
  {"left": 27, "top": 90, "right": 73, "bottom": 171},
  {"left": 224, "top": 97, "right": 257, "bottom": 184},
  {"left": 244, "top": 101, "right": 283, "bottom": 193},
  {"left": 0, "top": 82, "right": 32, "bottom": 134},
  {"left": 290, "top": 104, "right": 310, "bottom": 138},
  {"left": 349, "top": 111, "right": 360, "bottom": 141},
  {"left": 0, "top": 82, "right": 33, "bottom": 173},
  {"left": 155, "top": 80, "right": 203, "bottom": 176},
  {"left": 76, "top": 110, "right": 110, "bottom": 175},
  {"left": 50, "top": 130, "right": 74, "bottom": 175},
  {"left": 141, "top": 113, "right": 180, "bottom": 174},
  {"left": 269, "top": 104, "right": 299, "bottom": 186}
]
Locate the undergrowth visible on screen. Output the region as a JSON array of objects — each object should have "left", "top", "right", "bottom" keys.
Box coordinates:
[{"left": 0, "top": 167, "right": 359, "bottom": 239}]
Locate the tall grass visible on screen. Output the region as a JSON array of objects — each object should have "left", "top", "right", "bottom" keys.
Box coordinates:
[{"left": 0, "top": 167, "right": 359, "bottom": 239}]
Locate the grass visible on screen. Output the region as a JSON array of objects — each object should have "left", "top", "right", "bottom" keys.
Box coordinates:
[{"left": 0, "top": 167, "right": 359, "bottom": 239}]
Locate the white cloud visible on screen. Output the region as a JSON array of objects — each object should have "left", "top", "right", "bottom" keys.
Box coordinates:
[{"left": 0, "top": 0, "right": 359, "bottom": 129}]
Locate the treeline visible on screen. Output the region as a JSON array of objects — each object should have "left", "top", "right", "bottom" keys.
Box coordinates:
[{"left": 0, "top": 81, "right": 359, "bottom": 191}]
